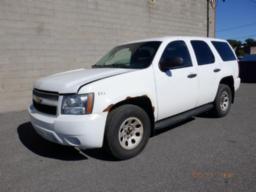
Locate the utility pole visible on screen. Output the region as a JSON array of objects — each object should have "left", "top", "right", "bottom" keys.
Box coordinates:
[
  {"left": 207, "top": 0, "right": 210, "bottom": 37},
  {"left": 207, "top": 0, "right": 226, "bottom": 37}
]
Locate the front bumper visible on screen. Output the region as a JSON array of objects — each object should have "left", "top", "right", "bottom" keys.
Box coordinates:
[{"left": 28, "top": 105, "right": 108, "bottom": 149}]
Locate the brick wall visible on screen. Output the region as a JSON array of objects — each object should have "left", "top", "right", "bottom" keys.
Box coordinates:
[{"left": 0, "top": 0, "right": 214, "bottom": 113}]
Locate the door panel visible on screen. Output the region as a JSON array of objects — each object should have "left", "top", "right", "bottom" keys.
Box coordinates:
[
  {"left": 190, "top": 40, "right": 220, "bottom": 106},
  {"left": 155, "top": 40, "right": 198, "bottom": 120},
  {"left": 155, "top": 68, "right": 198, "bottom": 120},
  {"left": 196, "top": 64, "right": 219, "bottom": 106}
]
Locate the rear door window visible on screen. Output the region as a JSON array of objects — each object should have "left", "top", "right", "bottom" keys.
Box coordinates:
[
  {"left": 212, "top": 41, "right": 237, "bottom": 61},
  {"left": 191, "top": 40, "right": 215, "bottom": 65}
]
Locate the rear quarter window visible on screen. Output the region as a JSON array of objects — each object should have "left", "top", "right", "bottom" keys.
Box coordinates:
[{"left": 211, "top": 41, "right": 237, "bottom": 61}]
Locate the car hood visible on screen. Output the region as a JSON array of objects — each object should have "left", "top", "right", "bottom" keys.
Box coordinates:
[{"left": 34, "top": 68, "right": 134, "bottom": 93}]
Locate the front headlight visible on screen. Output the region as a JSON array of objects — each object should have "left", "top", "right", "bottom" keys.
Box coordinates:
[{"left": 61, "top": 93, "right": 94, "bottom": 115}]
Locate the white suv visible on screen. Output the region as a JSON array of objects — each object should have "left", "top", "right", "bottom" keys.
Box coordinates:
[{"left": 29, "top": 36, "right": 240, "bottom": 160}]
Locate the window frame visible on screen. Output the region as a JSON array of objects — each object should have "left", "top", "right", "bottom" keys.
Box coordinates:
[{"left": 159, "top": 40, "right": 193, "bottom": 70}]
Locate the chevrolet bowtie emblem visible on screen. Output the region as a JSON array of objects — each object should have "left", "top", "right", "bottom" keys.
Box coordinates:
[{"left": 34, "top": 95, "right": 42, "bottom": 103}]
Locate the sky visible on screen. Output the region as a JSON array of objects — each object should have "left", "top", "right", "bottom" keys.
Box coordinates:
[{"left": 216, "top": 0, "right": 256, "bottom": 41}]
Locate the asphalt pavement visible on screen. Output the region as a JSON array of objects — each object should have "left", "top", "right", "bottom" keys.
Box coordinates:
[{"left": 0, "top": 83, "right": 256, "bottom": 192}]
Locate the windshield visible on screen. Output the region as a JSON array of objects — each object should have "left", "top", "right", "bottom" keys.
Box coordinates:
[{"left": 93, "top": 41, "right": 161, "bottom": 69}]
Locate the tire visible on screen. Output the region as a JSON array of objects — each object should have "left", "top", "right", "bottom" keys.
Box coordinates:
[
  {"left": 212, "top": 84, "right": 232, "bottom": 117},
  {"left": 104, "top": 104, "right": 151, "bottom": 160}
]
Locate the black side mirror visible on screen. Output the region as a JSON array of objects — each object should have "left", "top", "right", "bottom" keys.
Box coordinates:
[{"left": 159, "top": 57, "right": 184, "bottom": 72}]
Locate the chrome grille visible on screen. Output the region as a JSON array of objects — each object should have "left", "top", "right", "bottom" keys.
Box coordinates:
[
  {"left": 33, "top": 89, "right": 59, "bottom": 115},
  {"left": 33, "top": 89, "right": 58, "bottom": 100}
]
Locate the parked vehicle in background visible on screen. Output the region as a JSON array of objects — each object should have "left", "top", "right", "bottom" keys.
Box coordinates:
[
  {"left": 29, "top": 36, "right": 240, "bottom": 160},
  {"left": 239, "top": 54, "right": 256, "bottom": 82},
  {"left": 240, "top": 54, "right": 256, "bottom": 62}
]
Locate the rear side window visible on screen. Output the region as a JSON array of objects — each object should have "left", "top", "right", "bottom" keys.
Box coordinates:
[
  {"left": 191, "top": 40, "right": 215, "bottom": 65},
  {"left": 212, "top": 41, "right": 237, "bottom": 61}
]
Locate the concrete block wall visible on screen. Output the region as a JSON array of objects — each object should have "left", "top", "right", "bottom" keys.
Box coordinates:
[{"left": 0, "top": 0, "right": 214, "bottom": 113}]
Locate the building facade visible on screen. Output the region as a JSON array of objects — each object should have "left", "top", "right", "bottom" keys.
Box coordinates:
[
  {"left": 0, "top": 0, "right": 215, "bottom": 113},
  {"left": 250, "top": 46, "right": 256, "bottom": 54}
]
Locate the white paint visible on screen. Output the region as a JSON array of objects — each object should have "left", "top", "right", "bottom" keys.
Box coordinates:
[
  {"left": 34, "top": 68, "right": 134, "bottom": 93},
  {"left": 29, "top": 36, "right": 241, "bottom": 149},
  {"left": 29, "top": 105, "right": 107, "bottom": 148},
  {"left": 152, "top": 39, "right": 198, "bottom": 119}
]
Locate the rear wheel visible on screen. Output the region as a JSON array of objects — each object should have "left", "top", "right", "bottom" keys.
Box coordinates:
[
  {"left": 104, "top": 104, "right": 151, "bottom": 160},
  {"left": 212, "top": 84, "right": 232, "bottom": 117}
]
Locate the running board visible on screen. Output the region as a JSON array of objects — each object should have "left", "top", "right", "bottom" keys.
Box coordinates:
[{"left": 155, "top": 104, "right": 213, "bottom": 130}]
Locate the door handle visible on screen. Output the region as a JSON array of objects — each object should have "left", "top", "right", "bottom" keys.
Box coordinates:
[
  {"left": 214, "top": 68, "right": 221, "bottom": 73},
  {"left": 187, "top": 73, "right": 197, "bottom": 78}
]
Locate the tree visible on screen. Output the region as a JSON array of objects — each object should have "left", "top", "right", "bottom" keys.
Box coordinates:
[
  {"left": 243, "top": 38, "right": 256, "bottom": 55},
  {"left": 226, "top": 38, "right": 256, "bottom": 56},
  {"left": 227, "top": 39, "right": 246, "bottom": 57},
  {"left": 227, "top": 39, "right": 242, "bottom": 49},
  {"left": 245, "top": 38, "right": 256, "bottom": 47}
]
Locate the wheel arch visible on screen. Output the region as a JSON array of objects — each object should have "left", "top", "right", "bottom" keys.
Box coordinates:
[
  {"left": 103, "top": 95, "right": 155, "bottom": 135},
  {"left": 219, "top": 76, "right": 235, "bottom": 103}
]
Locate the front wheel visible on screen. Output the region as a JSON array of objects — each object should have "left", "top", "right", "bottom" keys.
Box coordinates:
[
  {"left": 212, "top": 84, "right": 232, "bottom": 117},
  {"left": 104, "top": 104, "right": 151, "bottom": 160}
]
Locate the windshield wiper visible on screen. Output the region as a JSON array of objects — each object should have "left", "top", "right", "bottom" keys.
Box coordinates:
[
  {"left": 92, "top": 64, "right": 130, "bottom": 68},
  {"left": 108, "top": 64, "right": 130, "bottom": 68},
  {"left": 92, "top": 64, "right": 105, "bottom": 68}
]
